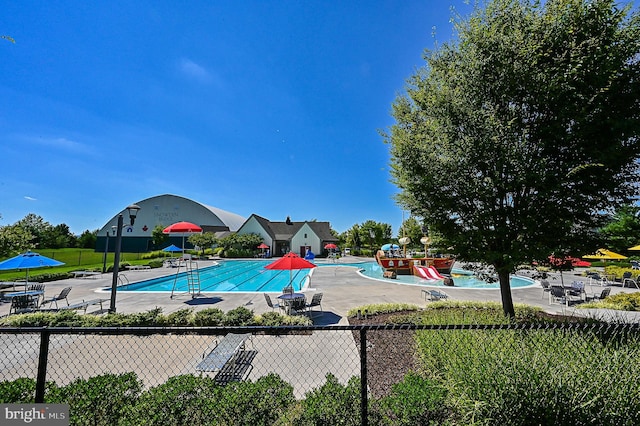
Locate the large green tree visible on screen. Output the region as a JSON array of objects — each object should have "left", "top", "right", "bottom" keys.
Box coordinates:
[
  {"left": 600, "top": 205, "right": 640, "bottom": 253},
  {"left": 385, "top": 0, "right": 640, "bottom": 317}
]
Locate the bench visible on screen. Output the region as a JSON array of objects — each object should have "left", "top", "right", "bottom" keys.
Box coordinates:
[
  {"left": 60, "top": 298, "right": 108, "bottom": 313},
  {"left": 196, "top": 333, "right": 253, "bottom": 382},
  {"left": 127, "top": 265, "right": 151, "bottom": 271},
  {"left": 421, "top": 289, "right": 449, "bottom": 301},
  {"left": 71, "top": 270, "right": 101, "bottom": 279}
]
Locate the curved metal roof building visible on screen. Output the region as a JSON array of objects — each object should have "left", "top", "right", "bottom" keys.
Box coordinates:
[{"left": 97, "top": 194, "right": 246, "bottom": 252}]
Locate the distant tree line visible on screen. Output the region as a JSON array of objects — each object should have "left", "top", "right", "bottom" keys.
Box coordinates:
[{"left": 0, "top": 213, "right": 97, "bottom": 258}]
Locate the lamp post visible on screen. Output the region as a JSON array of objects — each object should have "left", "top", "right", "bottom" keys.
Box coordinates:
[
  {"left": 102, "top": 231, "right": 110, "bottom": 273},
  {"left": 110, "top": 204, "right": 141, "bottom": 314},
  {"left": 369, "top": 229, "right": 375, "bottom": 254}
]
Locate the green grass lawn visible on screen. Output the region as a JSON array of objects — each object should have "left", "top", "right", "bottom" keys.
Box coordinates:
[{"left": 0, "top": 249, "right": 149, "bottom": 281}]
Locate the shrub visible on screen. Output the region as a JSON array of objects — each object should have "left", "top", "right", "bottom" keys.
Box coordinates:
[
  {"left": 47, "top": 373, "right": 142, "bottom": 426},
  {"left": 0, "top": 378, "right": 37, "bottom": 403},
  {"left": 374, "top": 373, "right": 451, "bottom": 425},
  {"left": 298, "top": 374, "right": 362, "bottom": 426},
  {"left": 192, "top": 308, "right": 225, "bottom": 326},
  {"left": 121, "top": 374, "right": 220, "bottom": 425},
  {"left": 147, "top": 260, "right": 164, "bottom": 268},
  {"left": 255, "top": 311, "right": 313, "bottom": 326},
  {"left": 165, "top": 308, "right": 194, "bottom": 326},
  {"left": 347, "top": 303, "right": 420, "bottom": 318},
  {"left": 217, "top": 374, "right": 295, "bottom": 425},
  {"left": 223, "top": 306, "right": 255, "bottom": 326}
]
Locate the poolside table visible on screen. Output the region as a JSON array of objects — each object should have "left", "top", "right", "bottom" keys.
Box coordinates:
[
  {"left": 278, "top": 293, "right": 306, "bottom": 314},
  {"left": 4, "top": 290, "right": 44, "bottom": 310}
]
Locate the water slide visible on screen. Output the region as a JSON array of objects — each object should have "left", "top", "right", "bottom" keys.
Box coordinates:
[{"left": 413, "top": 265, "right": 446, "bottom": 280}]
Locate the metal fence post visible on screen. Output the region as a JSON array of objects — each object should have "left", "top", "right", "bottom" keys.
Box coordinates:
[
  {"left": 360, "top": 328, "right": 368, "bottom": 426},
  {"left": 35, "top": 328, "right": 51, "bottom": 403}
]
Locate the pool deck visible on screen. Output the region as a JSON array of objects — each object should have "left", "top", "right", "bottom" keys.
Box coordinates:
[{"left": 1, "top": 256, "right": 639, "bottom": 323}]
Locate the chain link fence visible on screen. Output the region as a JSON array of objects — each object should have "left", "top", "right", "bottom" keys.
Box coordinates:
[{"left": 2, "top": 323, "right": 640, "bottom": 424}]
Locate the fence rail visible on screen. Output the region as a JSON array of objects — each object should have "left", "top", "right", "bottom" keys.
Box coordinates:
[{"left": 2, "top": 323, "right": 640, "bottom": 425}]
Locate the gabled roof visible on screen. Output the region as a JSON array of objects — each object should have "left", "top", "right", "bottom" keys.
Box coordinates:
[
  {"left": 304, "top": 222, "right": 337, "bottom": 242},
  {"left": 238, "top": 214, "right": 337, "bottom": 242}
]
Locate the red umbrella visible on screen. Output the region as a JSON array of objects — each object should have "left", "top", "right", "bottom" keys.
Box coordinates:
[
  {"left": 257, "top": 242, "right": 270, "bottom": 258},
  {"left": 324, "top": 243, "right": 338, "bottom": 249},
  {"left": 162, "top": 221, "right": 203, "bottom": 234},
  {"left": 162, "top": 221, "right": 203, "bottom": 254},
  {"left": 265, "top": 252, "right": 316, "bottom": 290}
]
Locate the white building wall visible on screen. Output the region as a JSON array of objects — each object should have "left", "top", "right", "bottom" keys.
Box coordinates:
[
  {"left": 239, "top": 217, "right": 273, "bottom": 248},
  {"left": 291, "top": 223, "right": 321, "bottom": 254}
]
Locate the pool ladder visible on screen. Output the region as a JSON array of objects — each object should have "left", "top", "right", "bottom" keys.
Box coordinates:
[
  {"left": 186, "top": 261, "right": 201, "bottom": 298},
  {"left": 170, "top": 260, "right": 201, "bottom": 299}
]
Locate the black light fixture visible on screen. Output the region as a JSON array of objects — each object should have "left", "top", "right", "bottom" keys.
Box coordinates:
[
  {"left": 126, "top": 204, "right": 141, "bottom": 226},
  {"left": 110, "top": 203, "right": 142, "bottom": 313}
]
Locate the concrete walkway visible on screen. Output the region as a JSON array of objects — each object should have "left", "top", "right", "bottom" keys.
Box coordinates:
[{"left": 2, "top": 256, "right": 639, "bottom": 323}]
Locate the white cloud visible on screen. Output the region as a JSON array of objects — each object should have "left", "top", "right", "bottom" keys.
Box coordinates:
[
  {"left": 178, "top": 58, "right": 224, "bottom": 88},
  {"left": 179, "top": 58, "right": 211, "bottom": 82},
  {"left": 22, "top": 135, "right": 92, "bottom": 154},
  {"left": 24, "top": 196, "right": 37, "bottom": 201}
]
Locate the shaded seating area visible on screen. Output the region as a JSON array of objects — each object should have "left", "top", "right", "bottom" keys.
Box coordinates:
[{"left": 278, "top": 289, "right": 306, "bottom": 315}]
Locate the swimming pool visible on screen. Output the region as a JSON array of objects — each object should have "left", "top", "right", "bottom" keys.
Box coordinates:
[
  {"left": 117, "top": 260, "right": 535, "bottom": 293},
  {"left": 354, "top": 262, "right": 535, "bottom": 289}
]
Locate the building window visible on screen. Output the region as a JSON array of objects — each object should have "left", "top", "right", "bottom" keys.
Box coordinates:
[{"left": 304, "top": 233, "right": 307, "bottom": 238}]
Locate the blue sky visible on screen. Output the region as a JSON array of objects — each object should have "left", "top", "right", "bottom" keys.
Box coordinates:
[{"left": 1, "top": 1, "right": 473, "bottom": 235}]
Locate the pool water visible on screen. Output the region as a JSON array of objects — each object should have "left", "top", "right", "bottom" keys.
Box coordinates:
[
  {"left": 117, "top": 260, "right": 534, "bottom": 293},
  {"left": 353, "top": 262, "right": 534, "bottom": 289},
  {"left": 119, "top": 260, "right": 313, "bottom": 294}
]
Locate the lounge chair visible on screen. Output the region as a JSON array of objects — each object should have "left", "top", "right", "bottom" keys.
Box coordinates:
[
  {"left": 41, "top": 286, "right": 72, "bottom": 309},
  {"left": 588, "top": 273, "right": 615, "bottom": 286},
  {"left": 263, "top": 293, "right": 283, "bottom": 312},
  {"left": 306, "top": 293, "right": 323, "bottom": 317},
  {"left": 587, "top": 287, "right": 611, "bottom": 302},
  {"left": 622, "top": 272, "right": 639, "bottom": 289},
  {"left": 631, "top": 260, "right": 640, "bottom": 270},
  {"left": 421, "top": 289, "right": 449, "bottom": 301}
]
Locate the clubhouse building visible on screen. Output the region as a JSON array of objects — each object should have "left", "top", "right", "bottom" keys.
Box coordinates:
[{"left": 96, "top": 194, "right": 337, "bottom": 256}]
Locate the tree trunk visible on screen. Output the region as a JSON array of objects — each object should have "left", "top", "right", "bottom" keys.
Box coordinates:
[{"left": 498, "top": 269, "right": 515, "bottom": 319}]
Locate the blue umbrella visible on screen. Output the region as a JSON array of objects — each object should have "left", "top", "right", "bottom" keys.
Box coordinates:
[
  {"left": 381, "top": 243, "right": 399, "bottom": 251},
  {"left": 162, "top": 244, "right": 183, "bottom": 253},
  {"left": 0, "top": 250, "right": 65, "bottom": 287}
]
